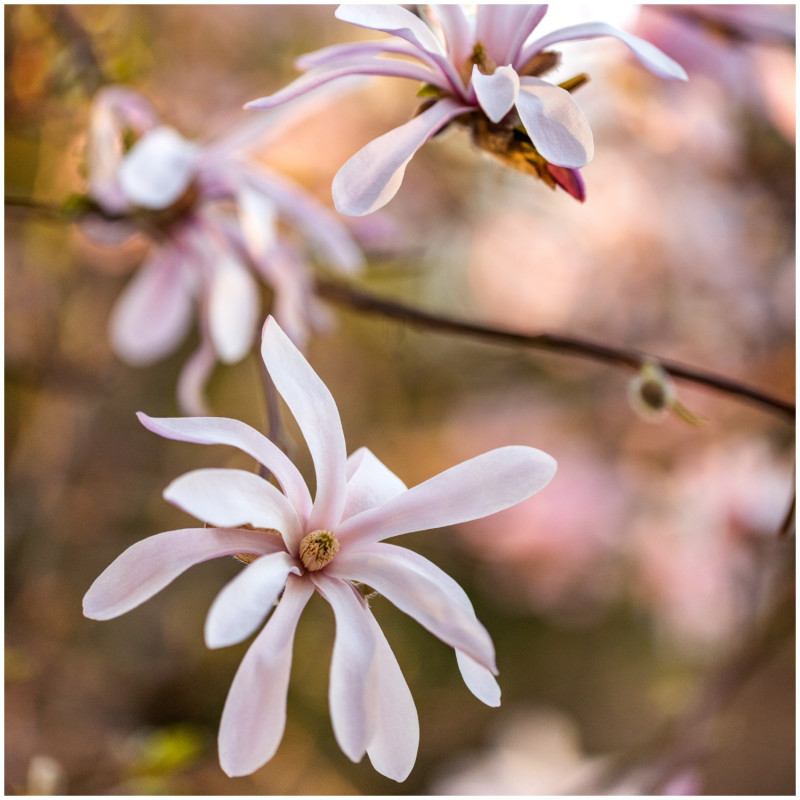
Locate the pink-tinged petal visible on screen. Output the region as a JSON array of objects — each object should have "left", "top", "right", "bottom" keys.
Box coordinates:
[
  {"left": 118, "top": 126, "right": 199, "bottom": 210},
  {"left": 176, "top": 332, "right": 217, "bottom": 416},
  {"left": 205, "top": 551, "right": 299, "bottom": 649},
  {"left": 109, "top": 245, "right": 194, "bottom": 365},
  {"left": 136, "top": 412, "right": 312, "bottom": 519},
  {"left": 332, "top": 98, "right": 473, "bottom": 216},
  {"left": 363, "top": 605, "right": 419, "bottom": 781},
  {"left": 312, "top": 575, "right": 376, "bottom": 763},
  {"left": 218, "top": 575, "right": 313, "bottom": 777},
  {"left": 516, "top": 77, "right": 594, "bottom": 167},
  {"left": 237, "top": 183, "right": 278, "bottom": 262},
  {"left": 83, "top": 527, "right": 284, "bottom": 621},
  {"left": 261, "top": 316, "right": 348, "bottom": 531},
  {"left": 427, "top": 5, "right": 473, "bottom": 68},
  {"left": 335, "top": 4, "right": 444, "bottom": 56},
  {"left": 456, "top": 650, "right": 501, "bottom": 707},
  {"left": 327, "top": 544, "right": 497, "bottom": 671},
  {"left": 342, "top": 447, "right": 407, "bottom": 521},
  {"left": 296, "top": 39, "right": 424, "bottom": 71},
  {"left": 477, "top": 4, "right": 547, "bottom": 66},
  {"left": 520, "top": 22, "right": 688, "bottom": 81},
  {"left": 472, "top": 64, "right": 520, "bottom": 123},
  {"left": 208, "top": 254, "right": 260, "bottom": 364},
  {"left": 243, "top": 166, "right": 364, "bottom": 274},
  {"left": 546, "top": 163, "right": 586, "bottom": 202},
  {"left": 337, "top": 445, "right": 557, "bottom": 547},
  {"left": 164, "top": 468, "right": 304, "bottom": 552}
]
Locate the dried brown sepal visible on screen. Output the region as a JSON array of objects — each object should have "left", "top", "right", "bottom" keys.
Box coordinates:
[
  {"left": 517, "top": 50, "right": 561, "bottom": 78},
  {"left": 233, "top": 525, "right": 282, "bottom": 564}
]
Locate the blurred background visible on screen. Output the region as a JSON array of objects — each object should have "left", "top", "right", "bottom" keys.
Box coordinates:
[{"left": 5, "top": 4, "right": 795, "bottom": 795}]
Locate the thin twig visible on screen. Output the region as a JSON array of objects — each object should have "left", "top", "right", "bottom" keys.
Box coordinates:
[{"left": 315, "top": 278, "right": 795, "bottom": 421}]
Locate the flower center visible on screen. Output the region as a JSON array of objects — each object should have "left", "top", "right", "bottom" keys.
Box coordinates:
[{"left": 299, "top": 529, "right": 340, "bottom": 571}]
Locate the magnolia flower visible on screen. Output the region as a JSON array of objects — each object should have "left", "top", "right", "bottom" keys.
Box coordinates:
[
  {"left": 247, "top": 4, "right": 687, "bottom": 212},
  {"left": 83, "top": 317, "right": 557, "bottom": 780},
  {"left": 84, "top": 86, "right": 364, "bottom": 414}
]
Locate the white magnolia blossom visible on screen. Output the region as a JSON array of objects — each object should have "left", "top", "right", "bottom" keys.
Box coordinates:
[
  {"left": 248, "top": 4, "right": 687, "bottom": 212},
  {"left": 85, "top": 86, "right": 364, "bottom": 413},
  {"left": 83, "top": 317, "right": 557, "bottom": 780}
]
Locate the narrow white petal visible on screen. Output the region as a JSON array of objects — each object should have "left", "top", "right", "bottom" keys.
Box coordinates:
[
  {"left": 261, "top": 316, "right": 348, "bottom": 531},
  {"left": 364, "top": 606, "right": 419, "bottom": 781},
  {"left": 476, "top": 4, "right": 547, "bottom": 66},
  {"left": 342, "top": 447, "right": 408, "bottom": 521},
  {"left": 205, "top": 551, "right": 299, "bottom": 649},
  {"left": 208, "top": 254, "right": 260, "bottom": 364},
  {"left": 218, "top": 576, "right": 313, "bottom": 777},
  {"left": 456, "top": 650, "right": 501, "bottom": 707},
  {"left": 164, "top": 468, "right": 303, "bottom": 551},
  {"left": 237, "top": 184, "right": 278, "bottom": 262},
  {"left": 427, "top": 5, "right": 473, "bottom": 68},
  {"left": 516, "top": 77, "right": 594, "bottom": 167},
  {"left": 332, "top": 98, "right": 472, "bottom": 216},
  {"left": 175, "top": 332, "right": 217, "bottom": 416},
  {"left": 83, "top": 527, "right": 285, "bottom": 621},
  {"left": 337, "top": 446, "right": 557, "bottom": 547},
  {"left": 118, "top": 126, "right": 198, "bottom": 209},
  {"left": 313, "top": 575, "right": 377, "bottom": 763},
  {"left": 335, "top": 4, "right": 445, "bottom": 56},
  {"left": 137, "top": 412, "right": 312, "bottom": 519},
  {"left": 472, "top": 64, "right": 520, "bottom": 123},
  {"left": 520, "top": 21, "right": 688, "bottom": 81}
]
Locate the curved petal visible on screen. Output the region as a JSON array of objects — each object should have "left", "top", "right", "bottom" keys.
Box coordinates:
[
  {"left": 208, "top": 254, "right": 260, "bottom": 364},
  {"left": 476, "top": 4, "right": 547, "bottom": 66},
  {"left": 218, "top": 575, "right": 313, "bottom": 777},
  {"left": 261, "top": 316, "right": 348, "bottom": 531},
  {"left": 363, "top": 605, "right": 419, "bottom": 781},
  {"left": 342, "top": 447, "right": 408, "bottom": 521},
  {"left": 335, "top": 4, "right": 445, "bottom": 56},
  {"left": 520, "top": 21, "right": 688, "bottom": 81},
  {"left": 427, "top": 5, "right": 473, "bottom": 68},
  {"left": 237, "top": 183, "right": 278, "bottom": 262},
  {"left": 136, "top": 413, "right": 312, "bottom": 519},
  {"left": 109, "top": 245, "right": 194, "bottom": 366},
  {"left": 472, "top": 64, "right": 520, "bottom": 123},
  {"left": 296, "top": 39, "right": 425, "bottom": 70},
  {"left": 516, "top": 77, "right": 594, "bottom": 167},
  {"left": 332, "top": 98, "right": 472, "bottom": 216},
  {"left": 164, "top": 468, "right": 304, "bottom": 552},
  {"left": 118, "top": 126, "right": 199, "bottom": 210},
  {"left": 205, "top": 551, "right": 299, "bottom": 649},
  {"left": 337, "top": 445, "right": 557, "bottom": 547},
  {"left": 312, "top": 575, "right": 376, "bottom": 763},
  {"left": 456, "top": 649, "right": 501, "bottom": 707},
  {"left": 176, "top": 331, "right": 217, "bottom": 416},
  {"left": 327, "top": 544, "right": 496, "bottom": 671},
  {"left": 83, "top": 527, "right": 285, "bottom": 621}
]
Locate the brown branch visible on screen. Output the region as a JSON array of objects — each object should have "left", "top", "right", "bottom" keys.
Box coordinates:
[{"left": 315, "top": 278, "right": 795, "bottom": 421}]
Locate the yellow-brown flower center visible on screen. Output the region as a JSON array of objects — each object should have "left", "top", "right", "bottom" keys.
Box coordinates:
[{"left": 299, "top": 529, "right": 340, "bottom": 572}]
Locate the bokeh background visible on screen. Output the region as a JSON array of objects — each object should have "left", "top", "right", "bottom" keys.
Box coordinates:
[{"left": 5, "top": 4, "right": 795, "bottom": 795}]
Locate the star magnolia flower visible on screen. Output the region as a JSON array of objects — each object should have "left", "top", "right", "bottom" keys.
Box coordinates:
[
  {"left": 83, "top": 317, "right": 557, "bottom": 781},
  {"left": 247, "top": 4, "right": 687, "bottom": 211},
  {"left": 84, "top": 86, "right": 364, "bottom": 414}
]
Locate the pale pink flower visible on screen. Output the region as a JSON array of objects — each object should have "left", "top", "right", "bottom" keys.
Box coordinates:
[
  {"left": 84, "top": 86, "right": 364, "bottom": 414},
  {"left": 83, "top": 317, "right": 557, "bottom": 780},
  {"left": 247, "top": 4, "right": 687, "bottom": 213}
]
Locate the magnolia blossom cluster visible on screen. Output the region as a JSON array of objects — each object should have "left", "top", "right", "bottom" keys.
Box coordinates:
[
  {"left": 248, "top": 4, "right": 687, "bottom": 211},
  {"left": 84, "top": 86, "right": 364, "bottom": 413},
  {"left": 84, "top": 318, "right": 557, "bottom": 780}
]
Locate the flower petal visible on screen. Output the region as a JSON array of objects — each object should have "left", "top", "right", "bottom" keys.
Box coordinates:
[
  {"left": 208, "top": 253, "right": 260, "bottom": 364},
  {"left": 335, "top": 4, "right": 445, "bottom": 56},
  {"left": 342, "top": 447, "right": 408, "bottom": 521},
  {"left": 363, "top": 605, "right": 419, "bottom": 781},
  {"left": 337, "top": 445, "right": 557, "bottom": 547},
  {"left": 205, "top": 551, "right": 299, "bottom": 649},
  {"left": 312, "top": 575, "right": 376, "bottom": 763},
  {"left": 426, "top": 5, "right": 473, "bottom": 68},
  {"left": 476, "top": 4, "right": 548, "bottom": 66},
  {"left": 176, "top": 331, "right": 217, "bottom": 416},
  {"left": 136, "top": 412, "right": 312, "bottom": 519},
  {"left": 164, "top": 468, "right": 304, "bottom": 551},
  {"left": 118, "top": 125, "right": 199, "bottom": 209},
  {"left": 261, "top": 316, "right": 348, "bottom": 531},
  {"left": 520, "top": 21, "right": 688, "bottom": 81},
  {"left": 83, "top": 527, "right": 284, "bottom": 621},
  {"left": 516, "top": 77, "right": 594, "bottom": 167},
  {"left": 328, "top": 543, "right": 497, "bottom": 672},
  {"left": 472, "top": 64, "right": 520, "bottom": 123},
  {"left": 109, "top": 245, "right": 193, "bottom": 366},
  {"left": 218, "top": 575, "right": 313, "bottom": 777},
  {"left": 295, "top": 39, "right": 424, "bottom": 71},
  {"left": 456, "top": 650, "right": 501, "bottom": 707},
  {"left": 332, "top": 98, "right": 472, "bottom": 216},
  {"left": 237, "top": 183, "right": 278, "bottom": 262}
]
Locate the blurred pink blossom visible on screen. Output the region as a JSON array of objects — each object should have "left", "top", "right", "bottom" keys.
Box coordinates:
[
  {"left": 248, "top": 4, "right": 686, "bottom": 213},
  {"left": 83, "top": 86, "right": 364, "bottom": 413},
  {"left": 83, "top": 317, "right": 557, "bottom": 780}
]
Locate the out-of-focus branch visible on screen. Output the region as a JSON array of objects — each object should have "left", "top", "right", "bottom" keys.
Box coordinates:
[
  {"left": 315, "top": 278, "right": 795, "bottom": 421},
  {"left": 47, "top": 5, "right": 111, "bottom": 93}
]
